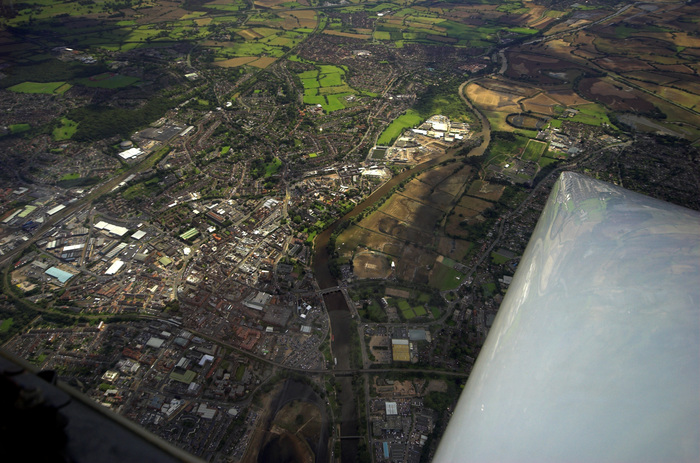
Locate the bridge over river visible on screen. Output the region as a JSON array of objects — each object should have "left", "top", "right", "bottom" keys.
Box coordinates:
[{"left": 311, "top": 80, "right": 491, "bottom": 461}]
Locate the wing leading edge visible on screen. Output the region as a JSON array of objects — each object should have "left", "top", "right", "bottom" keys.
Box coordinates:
[{"left": 434, "top": 172, "right": 700, "bottom": 463}]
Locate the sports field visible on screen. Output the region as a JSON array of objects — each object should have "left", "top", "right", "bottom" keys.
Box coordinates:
[
  {"left": 8, "top": 81, "right": 71, "bottom": 94},
  {"left": 521, "top": 140, "right": 548, "bottom": 162}
]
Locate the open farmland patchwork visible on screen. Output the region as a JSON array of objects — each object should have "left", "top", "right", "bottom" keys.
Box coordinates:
[
  {"left": 337, "top": 160, "right": 477, "bottom": 289},
  {"left": 1, "top": 0, "right": 700, "bottom": 461}
]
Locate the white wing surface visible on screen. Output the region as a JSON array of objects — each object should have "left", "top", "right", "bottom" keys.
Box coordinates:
[{"left": 435, "top": 172, "right": 700, "bottom": 463}]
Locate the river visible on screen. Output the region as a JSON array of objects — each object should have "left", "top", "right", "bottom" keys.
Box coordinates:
[
  {"left": 311, "top": 82, "right": 490, "bottom": 461},
  {"left": 313, "top": 153, "right": 456, "bottom": 461},
  {"left": 258, "top": 379, "right": 330, "bottom": 463}
]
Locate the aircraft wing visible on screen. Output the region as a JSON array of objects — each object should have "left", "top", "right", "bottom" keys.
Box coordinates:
[
  {"left": 435, "top": 172, "right": 700, "bottom": 462},
  {"left": 1, "top": 349, "right": 204, "bottom": 462}
]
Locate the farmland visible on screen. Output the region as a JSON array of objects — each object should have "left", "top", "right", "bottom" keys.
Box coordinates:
[
  {"left": 337, "top": 160, "right": 480, "bottom": 292},
  {"left": 370, "top": 8, "right": 538, "bottom": 50},
  {"left": 1, "top": 1, "right": 700, "bottom": 462}
]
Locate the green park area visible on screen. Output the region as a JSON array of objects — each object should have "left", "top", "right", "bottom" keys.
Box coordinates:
[
  {"left": 59, "top": 173, "right": 80, "bottom": 182},
  {"left": 9, "top": 124, "right": 31, "bottom": 134},
  {"left": 398, "top": 298, "right": 428, "bottom": 320},
  {"left": 568, "top": 104, "right": 616, "bottom": 127},
  {"left": 377, "top": 110, "right": 423, "bottom": 145},
  {"left": 215, "top": 28, "right": 309, "bottom": 61},
  {"left": 521, "top": 140, "right": 548, "bottom": 162},
  {"left": 203, "top": 0, "right": 246, "bottom": 12},
  {"left": 53, "top": 118, "right": 79, "bottom": 141},
  {"left": 123, "top": 177, "right": 163, "bottom": 201},
  {"left": 485, "top": 132, "right": 530, "bottom": 166},
  {"left": 429, "top": 263, "right": 465, "bottom": 291},
  {"left": 8, "top": 81, "right": 72, "bottom": 94},
  {"left": 376, "top": 81, "right": 472, "bottom": 146},
  {"left": 298, "top": 64, "right": 355, "bottom": 112},
  {"left": 0, "top": 318, "right": 14, "bottom": 333},
  {"left": 482, "top": 282, "right": 497, "bottom": 297},
  {"left": 250, "top": 157, "right": 282, "bottom": 179},
  {"left": 265, "top": 157, "right": 282, "bottom": 177}
]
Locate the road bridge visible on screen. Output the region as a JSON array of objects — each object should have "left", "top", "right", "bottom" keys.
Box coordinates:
[{"left": 318, "top": 286, "right": 342, "bottom": 295}]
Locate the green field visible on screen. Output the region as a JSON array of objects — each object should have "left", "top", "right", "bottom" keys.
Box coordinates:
[
  {"left": 522, "top": 140, "right": 548, "bottom": 162},
  {"left": 507, "top": 27, "right": 539, "bottom": 35},
  {"left": 569, "top": 104, "right": 616, "bottom": 127},
  {"left": 9, "top": 123, "right": 31, "bottom": 134},
  {"left": 59, "top": 173, "right": 80, "bottom": 181},
  {"left": 123, "top": 177, "right": 163, "bottom": 200},
  {"left": 2, "top": 1, "right": 95, "bottom": 24},
  {"left": 301, "top": 77, "right": 320, "bottom": 88},
  {"left": 430, "top": 263, "right": 465, "bottom": 291},
  {"left": 614, "top": 24, "right": 670, "bottom": 39},
  {"left": 490, "top": 252, "right": 510, "bottom": 265},
  {"left": 399, "top": 300, "right": 428, "bottom": 319},
  {"left": 485, "top": 132, "right": 530, "bottom": 166},
  {"left": 377, "top": 109, "right": 423, "bottom": 145},
  {"left": 215, "top": 29, "right": 308, "bottom": 60},
  {"left": 53, "top": 118, "right": 78, "bottom": 141},
  {"left": 265, "top": 157, "right": 282, "bottom": 177},
  {"left": 206, "top": 3, "right": 243, "bottom": 11},
  {"left": 319, "top": 72, "right": 342, "bottom": 87},
  {"left": 482, "top": 282, "right": 497, "bottom": 297},
  {"left": 8, "top": 81, "right": 71, "bottom": 94},
  {"left": 538, "top": 156, "right": 560, "bottom": 168},
  {"left": 325, "top": 93, "right": 353, "bottom": 111},
  {"left": 298, "top": 64, "right": 354, "bottom": 112},
  {"left": 373, "top": 31, "right": 392, "bottom": 40},
  {"left": 370, "top": 13, "right": 513, "bottom": 48},
  {"left": 303, "top": 95, "right": 326, "bottom": 106},
  {"left": 0, "top": 318, "right": 12, "bottom": 333},
  {"left": 298, "top": 69, "right": 318, "bottom": 79}
]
